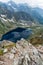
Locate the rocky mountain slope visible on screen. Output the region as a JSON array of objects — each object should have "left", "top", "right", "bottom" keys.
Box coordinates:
[
  {"left": 0, "top": 1, "right": 43, "bottom": 38},
  {"left": 0, "top": 1, "right": 43, "bottom": 24},
  {"left": 0, "top": 39, "right": 43, "bottom": 65},
  {"left": 0, "top": 1, "right": 43, "bottom": 65}
]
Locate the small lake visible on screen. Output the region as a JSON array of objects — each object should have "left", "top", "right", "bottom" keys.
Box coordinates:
[{"left": 1, "top": 27, "right": 32, "bottom": 42}]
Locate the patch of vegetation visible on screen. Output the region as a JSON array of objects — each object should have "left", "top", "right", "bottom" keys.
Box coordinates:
[
  {"left": 2, "top": 43, "right": 16, "bottom": 49},
  {"left": 30, "top": 36, "right": 43, "bottom": 45},
  {"left": 0, "top": 49, "right": 3, "bottom": 55},
  {"left": 27, "top": 25, "right": 43, "bottom": 46}
]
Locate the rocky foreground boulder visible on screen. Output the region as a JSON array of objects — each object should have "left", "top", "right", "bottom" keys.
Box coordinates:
[{"left": 0, "top": 38, "right": 43, "bottom": 65}]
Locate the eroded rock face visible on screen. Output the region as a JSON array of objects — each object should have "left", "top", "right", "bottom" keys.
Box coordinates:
[{"left": 0, "top": 39, "right": 43, "bottom": 65}]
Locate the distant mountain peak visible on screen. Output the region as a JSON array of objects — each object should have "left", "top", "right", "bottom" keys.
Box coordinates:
[{"left": 0, "top": 1, "right": 43, "bottom": 24}]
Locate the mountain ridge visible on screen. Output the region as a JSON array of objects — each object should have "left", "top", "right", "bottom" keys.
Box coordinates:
[
  {"left": 0, "top": 1, "right": 43, "bottom": 24},
  {"left": 0, "top": 1, "right": 43, "bottom": 38}
]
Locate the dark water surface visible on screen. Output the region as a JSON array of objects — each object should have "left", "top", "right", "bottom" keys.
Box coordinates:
[{"left": 1, "top": 27, "right": 32, "bottom": 42}]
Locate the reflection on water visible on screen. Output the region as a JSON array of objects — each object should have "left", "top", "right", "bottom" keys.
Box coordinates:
[{"left": 1, "top": 27, "right": 32, "bottom": 42}]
